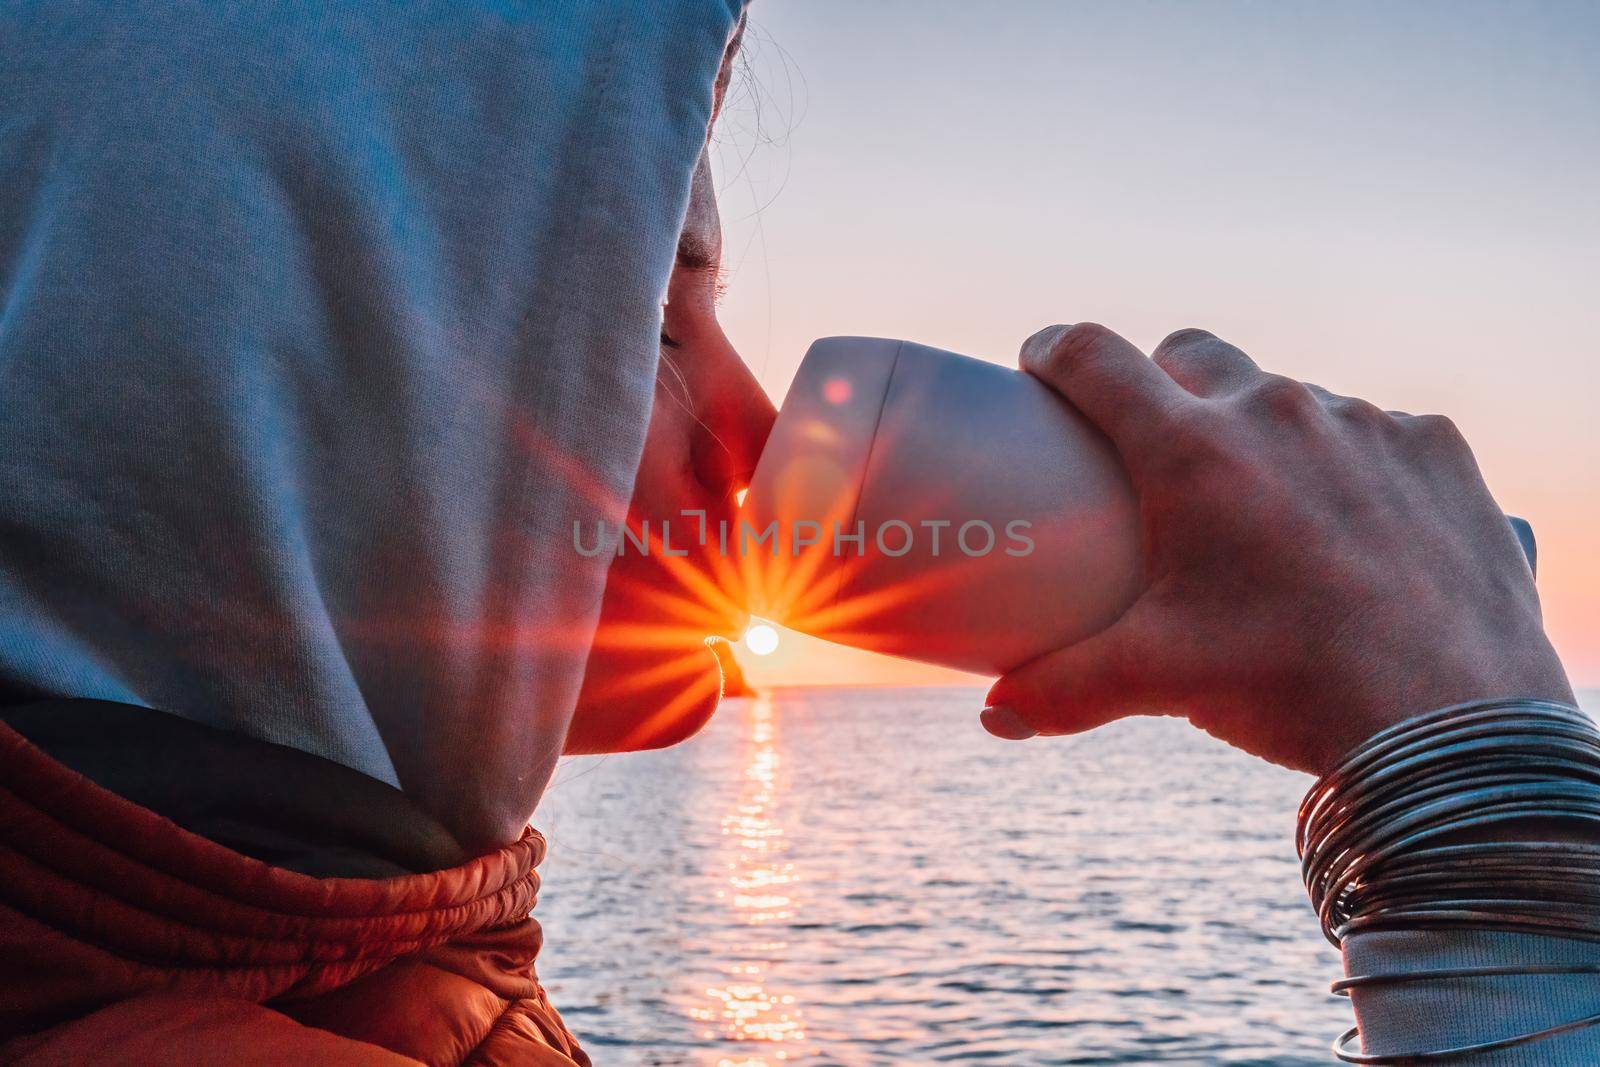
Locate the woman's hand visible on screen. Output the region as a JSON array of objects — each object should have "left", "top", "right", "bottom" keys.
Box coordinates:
[{"left": 982, "top": 323, "right": 1575, "bottom": 775}]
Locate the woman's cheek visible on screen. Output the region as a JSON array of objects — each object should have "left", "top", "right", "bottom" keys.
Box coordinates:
[{"left": 565, "top": 550, "right": 724, "bottom": 754}]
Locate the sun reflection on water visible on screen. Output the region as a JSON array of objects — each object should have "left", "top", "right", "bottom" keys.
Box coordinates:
[{"left": 691, "top": 693, "right": 806, "bottom": 1063}]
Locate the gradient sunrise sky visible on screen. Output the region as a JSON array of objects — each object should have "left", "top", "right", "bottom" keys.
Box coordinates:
[{"left": 712, "top": 0, "right": 1600, "bottom": 688}]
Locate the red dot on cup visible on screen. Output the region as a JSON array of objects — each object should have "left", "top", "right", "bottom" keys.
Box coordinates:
[{"left": 823, "top": 377, "right": 852, "bottom": 405}]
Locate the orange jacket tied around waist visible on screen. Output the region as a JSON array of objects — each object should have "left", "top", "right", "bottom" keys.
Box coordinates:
[{"left": 0, "top": 721, "right": 588, "bottom": 1066}]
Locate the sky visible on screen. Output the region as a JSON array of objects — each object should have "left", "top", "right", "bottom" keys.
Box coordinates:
[{"left": 711, "top": 0, "right": 1600, "bottom": 688}]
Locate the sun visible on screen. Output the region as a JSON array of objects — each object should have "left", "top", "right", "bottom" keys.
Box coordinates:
[{"left": 744, "top": 622, "right": 780, "bottom": 657}]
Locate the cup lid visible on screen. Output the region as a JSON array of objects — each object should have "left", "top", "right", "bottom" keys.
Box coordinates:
[{"left": 739, "top": 337, "right": 905, "bottom": 626}]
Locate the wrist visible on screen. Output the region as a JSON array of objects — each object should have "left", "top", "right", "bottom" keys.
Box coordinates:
[{"left": 1311, "top": 635, "right": 1575, "bottom": 778}]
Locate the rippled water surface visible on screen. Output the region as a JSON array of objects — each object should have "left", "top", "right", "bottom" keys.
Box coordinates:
[{"left": 532, "top": 687, "right": 1368, "bottom": 1065}]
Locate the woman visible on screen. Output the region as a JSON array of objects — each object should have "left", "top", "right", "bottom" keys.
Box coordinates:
[{"left": 0, "top": 2, "right": 1592, "bottom": 1064}]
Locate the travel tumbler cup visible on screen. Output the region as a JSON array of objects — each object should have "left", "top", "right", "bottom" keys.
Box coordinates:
[{"left": 740, "top": 337, "right": 1139, "bottom": 674}]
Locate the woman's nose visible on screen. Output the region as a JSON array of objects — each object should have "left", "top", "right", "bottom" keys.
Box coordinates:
[{"left": 691, "top": 338, "right": 777, "bottom": 501}]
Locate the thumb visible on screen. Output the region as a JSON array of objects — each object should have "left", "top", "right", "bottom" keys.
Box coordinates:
[{"left": 981, "top": 620, "right": 1156, "bottom": 740}]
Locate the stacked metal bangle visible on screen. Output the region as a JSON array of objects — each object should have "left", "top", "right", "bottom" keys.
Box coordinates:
[{"left": 1297, "top": 697, "right": 1600, "bottom": 1063}]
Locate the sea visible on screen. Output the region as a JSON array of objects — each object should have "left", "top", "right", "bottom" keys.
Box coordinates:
[{"left": 534, "top": 685, "right": 1599, "bottom": 1066}]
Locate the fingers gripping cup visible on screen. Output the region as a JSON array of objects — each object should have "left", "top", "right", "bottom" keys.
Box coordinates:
[
  {"left": 740, "top": 337, "right": 1540, "bottom": 677},
  {"left": 740, "top": 337, "right": 1143, "bottom": 674}
]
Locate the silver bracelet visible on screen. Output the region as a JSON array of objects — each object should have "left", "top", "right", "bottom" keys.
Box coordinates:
[
  {"left": 1296, "top": 698, "right": 1600, "bottom": 1063},
  {"left": 1330, "top": 1011, "right": 1600, "bottom": 1065}
]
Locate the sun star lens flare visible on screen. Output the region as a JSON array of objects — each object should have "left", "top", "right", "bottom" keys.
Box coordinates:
[{"left": 744, "top": 622, "right": 779, "bottom": 657}]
